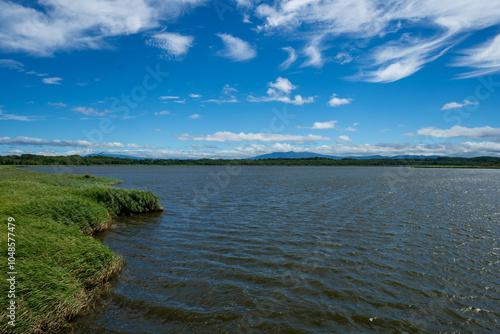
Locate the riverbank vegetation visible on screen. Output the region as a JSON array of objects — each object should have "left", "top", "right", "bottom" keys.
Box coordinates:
[
  {"left": 0, "top": 166, "right": 162, "bottom": 333},
  {"left": 1, "top": 154, "right": 500, "bottom": 168}
]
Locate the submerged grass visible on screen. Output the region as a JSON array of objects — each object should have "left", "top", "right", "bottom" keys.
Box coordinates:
[{"left": 0, "top": 166, "right": 163, "bottom": 333}]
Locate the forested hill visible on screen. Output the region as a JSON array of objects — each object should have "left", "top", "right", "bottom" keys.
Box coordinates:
[{"left": 1, "top": 154, "right": 500, "bottom": 168}]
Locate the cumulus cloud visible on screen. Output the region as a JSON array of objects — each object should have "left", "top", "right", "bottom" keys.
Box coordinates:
[
  {"left": 73, "top": 106, "right": 111, "bottom": 117},
  {"left": 269, "top": 77, "right": 296, "bottom": 94},
  {"left": 159, "top": 96, "right": 179, "bottom": 100},
  {"left": 177, "top": 131, "right": 331, "bottom": 142},
  {"left": 248, "top": 77, "right": 314, "bottom": 105},
  {"left": 189, "top": 113, "right": 202, "bottom": 119},
  {"left": 42, "top": 77, "right": 63, "bottom": 85},
  {"left": 298, "top": 120, "right": 338, "bottom": 130},
  {"left": 189, "top": 93, "right": 202, "bottom": 98},
  {"left": 337, "top": 135, "right": 352, "bottom": 144},
  {"left": 441, "top": 100, "right": 478, "bottom": 110},
  {"left": 328, "top": 94, "right": 352, "bottom": 107},
  {"left": 19, "top": 140, "right": 500, "bottom": 159},
  {"left": 148, "top": 32, "right": 194, "bottom": 58},
  {"left": 416, "top": 125, "right": 500, "bottom": 141},
  {"left": 217, "top": 33, "right": 257, "bottom": 61}
]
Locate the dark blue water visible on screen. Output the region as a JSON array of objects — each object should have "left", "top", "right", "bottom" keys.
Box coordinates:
[{"left": 30, "top": 166, "right": 500, "bottom": 333}]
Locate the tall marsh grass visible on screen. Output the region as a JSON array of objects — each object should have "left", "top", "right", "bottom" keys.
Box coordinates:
[{"left": 0, "top": 167, "right": 162, "bottom": 333}]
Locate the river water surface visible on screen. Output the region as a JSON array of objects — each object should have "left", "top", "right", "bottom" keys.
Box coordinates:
[{"left": 30, "top": 166, "right": 500, "bottom": 333}]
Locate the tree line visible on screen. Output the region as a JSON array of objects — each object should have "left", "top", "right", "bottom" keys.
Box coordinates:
[{"left": 1, "top": 154, "right": 500, "bottom": 167}]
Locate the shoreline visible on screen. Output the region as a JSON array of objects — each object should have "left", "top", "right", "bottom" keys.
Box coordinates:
[{"left": 0, "top": 167, "right": 163, "bottom": 333}]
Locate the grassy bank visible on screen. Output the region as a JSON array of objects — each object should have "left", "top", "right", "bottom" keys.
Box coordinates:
[{"left": 0, "top": 167, "right": 163, "bottom": 333}]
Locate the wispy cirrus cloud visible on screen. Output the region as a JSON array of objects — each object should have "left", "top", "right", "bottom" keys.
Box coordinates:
[
  {"left": 48, "top": 102, "right": 67, "bottom": 108},
  {"left": 253, "top": 0, "right": 500, "bottom": 82},
  {"left": 0, "top": 0, "right": 208, "bottom": 56},
  {"left": 453, "top": 33, "right": 500, "bottom": 78},
  {"left": 0, "top": 105, "right": 41, "bottom": 121},
  {"left": 42, "top": 77, "right": 63, "bottom": 85},
  {"left": 148, "top": 32, "right": 194, "bottom": 58},
  {"left": 217, "top": 33, "right": 257, "bottom": 61},
  {"left": 0, "top": 59, "right": 24, "bottom": 71},
  {"left": 72, "top": 106, "right": 111, "bottom": 117},
  {"left": 154, "top": 110, "right": 171, "bottom": 115},
  {"left": 280, "top": 46, "right": 297, "bottom": 70}
]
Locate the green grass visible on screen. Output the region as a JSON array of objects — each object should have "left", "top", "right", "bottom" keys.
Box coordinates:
[{"left": 0, "top": 167, "right": 163, "bottom": 333}]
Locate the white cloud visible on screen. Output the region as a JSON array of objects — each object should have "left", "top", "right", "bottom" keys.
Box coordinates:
[
  {"left": 204, "top": 97, "right": 239, "bottom": 104},
  {"left": 337, "top": 135, "right": 352, "bottom": 144},
  {"left": 280, "top": 46, "right": 297, "bottom": 70},
  {"left": 328, "top": 94, "right": 352, "bottom": 107},
  {"left": 174, "top": 99, "right": 186, "bottom": 104},
  {"left": 189, "top": 113, "right": 202, "bottom": 119},
  {"left": 302, "top": 36, "right": 326, "bottom": 68},
  {"left": 73, "top": 106, "right": 111, "bottom": 117},
  {"left": 148, "top": 32, "right": 194, "bottom": 58},
  {"left": 0, "top": 59, "right": 24, "bottom": 71},
  {"left": 154, "top": 110, "right": 171, "bottom": 115},
  {"left": 222, "top": 84, "right": 238, "bottom": 95},
  {"left": 217, "top": 33, "right": 257, "bottom": 61},
  {"left": 269, "top": 77, "right": 296, "bottom": 94},
  {"left": 48, "top": 102, "right": 67, "bottom": 108},
  {"left": 416, "top": 126, "right": 500, "bottom": 141},
  {"left": 254, "top": 0, "right": 500, "bottom": 82},
  {"left": 0, "top": 136, "right": 126, "bottom": 148},
  {"left": 42, "top": 77, "right": 63, "bottom": 85},
  {"left": 298, "top": 120, "right": 338, "bottom": 130},
  {"left": 178, "top": 131, "right": 331, "bottom": 142},
  {"left": 0, "top": 0, "right": 207, "bottom": 56},
  {"left": 248, "top": 77, "right": 314, "bottom": 105},
  {"left": 159, "top": 96, "right": 179, "bottom": 100},
  {"left": 191, "top": 144, "right": 217, "bottom": 148},
  {"left": 441, "top": 100, "right": 478, "bottom": 110},
  {"left": 0, "top": 107, "right": 41, "bottom": 121},
  {"left": 19, "top": 140, "right": 500, "bottom": 159},
  {"left": 189, "top": 93, "right": 202, "bottom": 98},
  {"left": 453, "top": 33, "right": 500, "bottom": 78}
]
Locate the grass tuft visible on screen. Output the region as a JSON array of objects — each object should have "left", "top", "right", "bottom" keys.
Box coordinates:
[{"left": 0, "top": 167, "right": 162, "bottom": 333}]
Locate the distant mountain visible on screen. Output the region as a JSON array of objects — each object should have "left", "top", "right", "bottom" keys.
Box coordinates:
[
  {"left": 249, "top": 151, "right": 342, "bottom": 160},
  {"left": 250, "top": 151, "right": 441, "bottom": 160}
]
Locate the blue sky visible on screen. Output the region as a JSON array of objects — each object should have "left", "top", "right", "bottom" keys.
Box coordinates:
[{"left": 1, "top": 0, "right": 500, "bottom": 158}]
